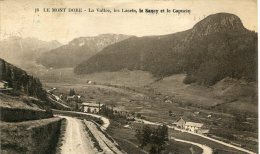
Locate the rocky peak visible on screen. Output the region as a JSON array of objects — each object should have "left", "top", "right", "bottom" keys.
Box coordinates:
[{"left": 190, "top": 13, "right": 246, "bottom": 38}]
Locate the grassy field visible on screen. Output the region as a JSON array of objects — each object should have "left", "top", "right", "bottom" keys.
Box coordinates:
[
  {"left": 40, "top": 69, "right": 258, "bottom": 153},
  {"left": 1, "top": 117, "right": 62, "bottom": 154},
  {"left": 169, "top": 130, "right": 245, "bottom": 154},
  {"left": 43, "top": 80, "right": 258, "bottom": 152},
  {"left": 107, "top": 120, "right": 203, "bottom": 154},
  {"left": 0, "top": 93, "right": 42, "bottom": 111}
]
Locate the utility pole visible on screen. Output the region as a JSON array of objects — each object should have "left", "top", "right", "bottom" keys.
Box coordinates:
[{"left": 98, "top": 101, "right": 101, "bottom": 114}]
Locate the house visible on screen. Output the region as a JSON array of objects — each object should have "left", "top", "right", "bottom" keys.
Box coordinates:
[
  {"left": 165, "top": 99, "right": 173, "bottom": 103},
  {"left": 0, "top": 81, "right": 12, "bottom": 91},
  {"left": 47, "top": 88, "right": 56, "bottom": 93},
  {"left": 173, "top": 117, "right": 209, "bottom": 134},
  {"left": 0, "top": 81, "right": 8, "bottom": 89},
  {"left": 184, "top": 122, "right": 204, "bottom": 133},
  {"left": 66, "top": 95, "right": 82, "bottom": 102},
  {"left": 81, "top": 100, "right": 103, "bottom": 113},
  {"left": 173, "top": 117, "right": 186, "bottom": 129},
  {"left": 127, "top": 115, "right": 135, "bottom": 121}
]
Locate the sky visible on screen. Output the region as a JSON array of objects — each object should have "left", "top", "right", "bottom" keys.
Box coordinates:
[{"left": 0, "top": 0, "right": 257, "bottom": 43}]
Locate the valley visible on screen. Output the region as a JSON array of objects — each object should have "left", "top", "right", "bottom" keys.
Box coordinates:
[
  {"left": 40, "top": 67, "right": 257, "bottom": 153},
  {"left": 0, "top": 11, "right": 258, "bottom": 154}
]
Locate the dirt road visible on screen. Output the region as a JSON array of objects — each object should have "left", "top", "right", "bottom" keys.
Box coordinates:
[
  {"left": 171, "top": 137, "right": 213, "bottom": 154},
  {"left": 84, "top": 120, "right": 123, "bottom": 154},
  {"left": 59, "top": 116, "right": 97, "bottom": 154},
  {"left": 55, "top": 110, "right": 110, "bottom": 130},
  {"left": 137, "top": 118, "right": 256, "bottom": 154}
]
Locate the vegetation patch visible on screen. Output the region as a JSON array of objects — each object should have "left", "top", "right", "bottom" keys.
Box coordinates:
[
  {"left": 55, "top": 118, "right": 67, "bottom": 154},
  {"left": 1, "top": 117, "right": 62, "bottom": 154},
  {"left": 0, "top": 107, "right": 53, "bottom": 122},
  {"left": 83, "top": 122, "right": 103, "bottom": 152}
]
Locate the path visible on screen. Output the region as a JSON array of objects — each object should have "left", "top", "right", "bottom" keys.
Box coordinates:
[
  {"left": 136, "top": 118, "right": 256, "bottom": 154},
  {"left": 59, "top": 116, "right": 97, "bottom": 154},
  {"left": 173, "top": 127, "right": 256, "bottom": 154},
  {"left": 171, "top": 137, "right": 213, "bottom": 154},
  {"left": 54, "top": 110, "right": 110, "bottom": 130},
  {"left": 84, "top": 120, "right": 123, "bottom": 154}
]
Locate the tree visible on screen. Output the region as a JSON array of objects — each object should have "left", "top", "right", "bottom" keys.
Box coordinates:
[
  {"left": 75, "top": 103, "right": 79, "bottom": 111},
  {"left": 150, "top": 146, "right": 157, "bottom": 154},
  {"left": 137, "top": 113, "right": 142, "bottom": 118},
  {"left": 135, "top": 124, "right": 169, "bottom": 153},
  {"left": 169, "top": 110, "right": 173, "bottom": 116},
  {"left": 1, "top": 60, "right": 6, "bottom": 80},
  {"left": 69, "top": 89, "right": 76, "bottom": 96}
]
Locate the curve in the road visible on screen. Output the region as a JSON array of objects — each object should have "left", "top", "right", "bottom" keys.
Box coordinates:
[
  {"left": 173, "top": 127, "right": 256, "bottom": 154},
  {"left": 53, "top": 110, "right": 110, "bottom": 130},
  {"left": 137, "top": 118, "right": 256, "bottom": 154},
  {"left": 171, "top": 137, "right": 213, "bottom": 154}
]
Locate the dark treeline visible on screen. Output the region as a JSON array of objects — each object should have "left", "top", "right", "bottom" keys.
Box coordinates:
[
  {"left": 135, "top": 124, "right": 168, "bottom": 154},
  {"left": 0, "top": 58, "right": 47, "bottom": 101}
]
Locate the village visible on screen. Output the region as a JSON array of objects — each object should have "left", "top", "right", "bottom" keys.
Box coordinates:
[
  {"left": 1, "top": 77, "right": 257, "bottom": 154},
  {"left": 0, "top": 1, "right": 258, "bottom": 153},
  {"left": 45, "top": 82, "right": 211, "bottom": 137}
]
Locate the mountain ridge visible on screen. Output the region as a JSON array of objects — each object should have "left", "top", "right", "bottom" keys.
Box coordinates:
[
  {"left": 36, "top": 34, "right": 132, "bottom": 68},
  {"left": 0, "top": 36, "right": 62, "bottom": 65},
  {"left": 74, "top": 13, "right": 257, "bottom": 86}
]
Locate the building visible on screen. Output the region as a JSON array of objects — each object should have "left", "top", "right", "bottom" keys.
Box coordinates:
[
  {"left": 81, "top": 101, "right": 103, "bottom": 113},
  {"left": 0, "top": 80, "right": 8, "bottom": 89},
  {"left": 66, "top": 95, "right": 82, "bottom": 102},
  {"left": 0, "top": 80, "right": 12, "bottom": 91},
  {"left": 184, "top": 122, "right": 204, "bottom": 133},
  {"left": 173, "top": 117, "right": 186, "bottom": 129},
  {"left": 173, "top": 117, "right": 209, "bottom": 134}
]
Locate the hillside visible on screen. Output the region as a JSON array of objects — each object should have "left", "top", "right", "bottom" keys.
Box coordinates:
[
  {"left": 75, "top": 13, "right": 257, "bottom": 86},
  {"left": 0, "top": 58, "right": 47, "bottom": 101},
  {"left": 37, "top": 34, "right": 132, "bottom": 68}
]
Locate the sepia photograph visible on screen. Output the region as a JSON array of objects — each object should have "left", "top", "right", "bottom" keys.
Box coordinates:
[{"left": 0, "top": 0, "right": 258, "bottom": 153}]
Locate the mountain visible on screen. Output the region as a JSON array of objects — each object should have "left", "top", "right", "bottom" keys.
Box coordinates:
[
  {"left": 74, "top": 13, "right": 257, "bottom": 86},
  {"left": 37, "top": 34, "right": 132, "bottom": 68},
  {"left": 0, "top": 36, "right": 62, "bottom": 65}
]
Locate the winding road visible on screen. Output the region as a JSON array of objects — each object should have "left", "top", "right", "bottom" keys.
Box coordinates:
[
  {"left": 57, "top": 113, "right": 123, "bottom": 154},
  {"left": 54, "top": 110, "right": 110, "bottom": 129},
  {"left": 136, "top": 118, "right": 256, "bottom": 154},
  {"left": 171, "top": 137, "right": 213, "bottom": 154},
  {"left": 59, "top": 116, "right": 97, "bottom": 154}
]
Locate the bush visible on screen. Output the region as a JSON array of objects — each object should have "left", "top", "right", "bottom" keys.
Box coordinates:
[{"left": 183, "top": 74, "right": 196, "bottom": 84}]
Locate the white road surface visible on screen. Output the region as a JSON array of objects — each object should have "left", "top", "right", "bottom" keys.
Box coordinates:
[
  {"left": 59, "top": 116, "right": 97, "bottom": 154},
  {"left": 136, "top": 118, "right": 256, "bottom": 154},
  {"left": 171, "top": 137, "right": 213, "bottom": 154},
  {"left": 54, "top": 110, "right": 110, "bottom": 130},
  {"left": 173, "top": 127, "right": 256, "bottom": 154}
]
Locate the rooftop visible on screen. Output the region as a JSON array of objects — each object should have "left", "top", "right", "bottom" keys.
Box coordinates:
[
  {"left": 82, "top": 102, "right": 103, "bottom": 107},
  {"left": 185, "top": 122, "right": 203, "bottom": 128}
]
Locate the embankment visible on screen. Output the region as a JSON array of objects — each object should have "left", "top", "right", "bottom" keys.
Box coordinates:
[
  {"left": 1, "top": 117, "right": 64, "bottom": 154},
  {"left": 0, "top": 107, "right": 53, "bottom": 122}
]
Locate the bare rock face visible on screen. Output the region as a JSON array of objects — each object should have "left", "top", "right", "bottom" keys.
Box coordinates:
[
  {"left": 189, "top": 13, "right": 246, "bottom": 38},
  {"left": 37, "top": 34, "right": 132, "bottom": 68},
  {"left": 69, "top": 34, "right": 132, "bottom": 51},
  {"left": 0, "top": 37, "right": 62, "bottom": 64}
]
